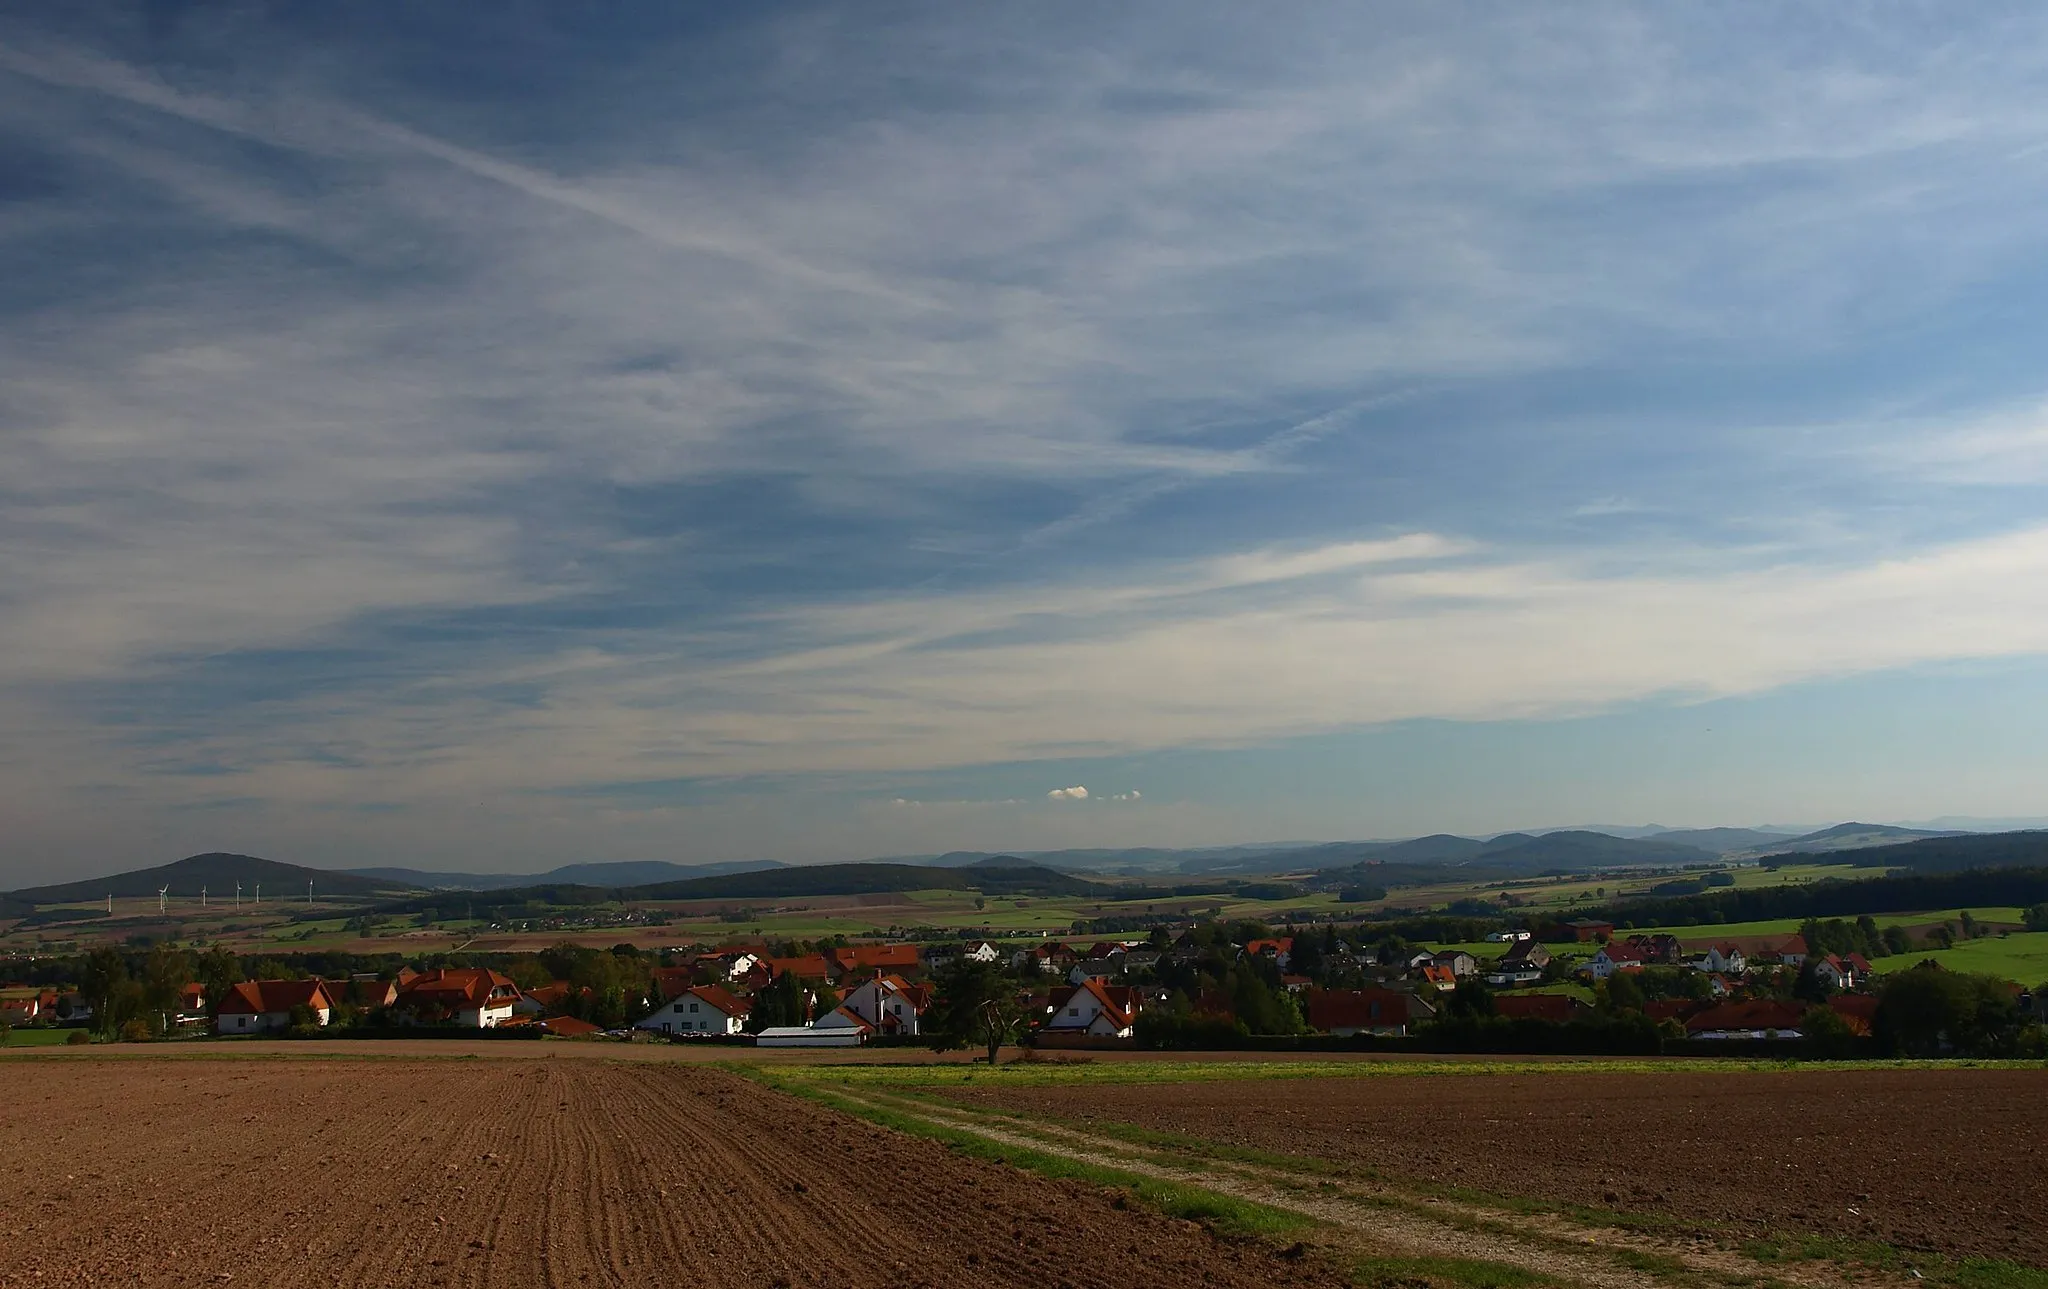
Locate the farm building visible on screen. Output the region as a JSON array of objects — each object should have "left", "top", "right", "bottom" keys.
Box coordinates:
[
  {"left": 394, "top": 969, "right": 521, "bottom": 1028},
  {"left": 216, "top": 980, "right": 335, "bottom": 1034}
]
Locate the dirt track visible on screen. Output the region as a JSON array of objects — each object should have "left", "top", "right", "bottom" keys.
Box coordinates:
[
  {"left": 954, "top": 1067, "right": 2048, "bottom": 1266},
  {"left": 0, "top": 1059, "right": 1344, "bottom": 1289}
]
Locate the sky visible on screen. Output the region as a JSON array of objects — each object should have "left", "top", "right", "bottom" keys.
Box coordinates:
[{"left": 6, "top": 4, "right": 2048, "bottom": 884}]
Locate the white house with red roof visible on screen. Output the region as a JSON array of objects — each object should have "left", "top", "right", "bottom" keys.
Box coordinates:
[
  {"left": 216, "top": 980, "right": 335, "bottom": 1034},
  {"left": 818, "top": 974, "right": 929, "bottom": 1037},
  {"left": 636, "top": 984, "right": 751, "bottom": 1036},
  {"left": 394, "top": 969, "right": 521, "bottom": 1028},
  {"left": 1587, "top": 944, "right": 1648, "bottom": 980},
  {"left": 1041, "top": 978, "right": 1139, "bottom": 1039}
]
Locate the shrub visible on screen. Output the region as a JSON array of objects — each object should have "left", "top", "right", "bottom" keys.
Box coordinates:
[
  {"left": 65, "top": 1029, "right": 92, "bottom": 1046},
  {"left": 119, "top": 1018, "right": 154, "bottom": 1043}
]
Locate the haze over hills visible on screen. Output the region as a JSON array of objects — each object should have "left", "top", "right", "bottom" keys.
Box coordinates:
[
  {"left": 9, "top": 853, "right": 398, "bottom": 904},
  {"left": 0, "top": 820, "right": 2016, "bottom": 907},
  {"left": 344, "top": 859, "right": 787, "bottom": 890}
]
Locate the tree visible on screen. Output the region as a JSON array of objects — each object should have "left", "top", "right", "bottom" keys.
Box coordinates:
[
  {"left": 195, "top": 946, "right": 240, "bottom": 1018},
  {"left": 1289, "top": 934, "right": 1325, "bottom": 983},
  {"left": 1875, "top": 965, "right": 2022, "bottom": 1057},
  {"left": 925, "top": 960, "right": 1022, "bottom": 1061},
  {"left": 1443, "top": 979, "right": 1495, "bottom": 1021},
  {"left": 1958, "top": 911, "right": 1980, "bottom": 941},
  {"left": 1791, "top": 958, "right": 1831, "bottom": 1005},
  {"left": 2023, "top": 903, "right": 2048, "bottom": 932},
  {"left": 142, "top": 945, "right": 194, "bottom": 1032},
  {"left": 1600, "top": 971, "right": 1646, "bottom": 1014},
  {"left": 747, "top": 971, "right": 807, "bottom": 1034},
  {"left": 80, "top": 948, "right": 130, "bottom": 1038},
  {"left": 1881, "top": 925, "right": 1913, "bottom": 955}
]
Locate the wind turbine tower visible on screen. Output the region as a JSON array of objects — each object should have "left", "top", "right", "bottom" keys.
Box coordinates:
[
  {"left": 235, "top": 881, "right": 242, "bottom": 909},
  {"left": 157, "top": 885, "right": 168, "bottom": 916}
]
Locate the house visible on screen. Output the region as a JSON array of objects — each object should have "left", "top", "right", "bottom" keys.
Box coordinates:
[
  {"left": 1707, "top": 974, "right": 1733, "bottom": 998},
  {"left": 636, "top": 984, "right": 750, "bottom": 1036},
  {"left": 1042, "top": 978, "right": 1140, "bottom": 1039},
  {"left": 1484, "top": 965, "right": 1545, "bottom": 987},
  {"left": 175, "top": 983, "right": 209, "bottom": 1026},
  {"left": 1566, "top": 919, "right": 1615, "bottom": 942},
  {"left": 1810, "top": 955, "right": 1851, "bottom": 990},
  {"left": 0, "top": 995, "right": 40, "bottom": 1026},
  {"left": 1499, "top": 939, "right": 1552, "bottom": 971},
  {"left": 1018, "top": 941, "right": 1078, "bottom": 975},
  {"left": 1431, "top": 950, "right": 1478, "bottom": 978},
  {"left": 1586, "top": 944, "right": 1647, "bottom": 980},
  {"left": 1244, "top": 938, "right": 1294, "bottom": 970},
  {"left": 1068, "top": 959, "right": 1120, "bottom": 985},
  {"left": 1624, "top": 933, "right": 1684, "bottom": 965},
  {"left": 541, "top": 1015, "right": 602, "bottom": 1038},
  {"left": 1698, "top": 944, "right": 1747, "bottom": 975},
  {"left": 1683, "top": 1000, "right": 1807, "bottom": 1039},
  {"left": 1416, "top": 964, "right": 1458, "bottom": 992},
  {"left": 321, "top": 976, "right": 397, "bottom": 1010},
  {"left": 394, "top": 969, "right": 521, "bottom": 1028},
  {"left": 959, "top": 941, "right": 1002, "bottom": 964},
  {"left": 1306, "top": 988, "right": 1432, "bottom": 1037},
  {"left": 216, "top": 980, "right": 335, "bottom": 1034},
  {"left": 1776, "top": 935, "right": 1810, "bottom": 967},
  {"left": 1492, "top": 994, "right": 1590, "bottom": 1022},
  {"left": 821, "top": 974, "right": 930, "bottom": 1037}
]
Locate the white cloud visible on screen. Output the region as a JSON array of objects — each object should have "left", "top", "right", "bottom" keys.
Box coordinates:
[
  {"left": 1111, "top": 790, "right": 1142, "bottom": 802},
  {"left": 1046, "top": 786, "right": 1090, "bottom": 801}
]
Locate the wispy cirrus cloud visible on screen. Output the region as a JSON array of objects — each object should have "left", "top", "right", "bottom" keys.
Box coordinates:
[{"left": 9, "top": 6, "right": 2048, "bottom": 876}]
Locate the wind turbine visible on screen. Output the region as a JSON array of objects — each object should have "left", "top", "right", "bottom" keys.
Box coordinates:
[
  {"left": 254, "top": 883, "right": 260, "bottom": 906},
  {"left": 157, "top": 885, "right": 168, "bottom": 916},
  {"left": 201, "top": 886, "right": 207, "bottom": 908},
  {"left": 307, "top": 879, "right": 314, "bottom": 905},
  {"left": 235, "top": 881, "right": 242, "bottom": 910}
]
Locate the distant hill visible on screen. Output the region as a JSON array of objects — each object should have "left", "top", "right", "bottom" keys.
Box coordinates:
[
  {"left": 1473, "top": 830, "right": 1717, "bottom": 871},
  {"left": 9, "top": 853, "right": 400, "bottom": 904},
  {"left": 344, "top": 859, "right": 786, "bottom": 890},
  {"left": 1765, "top": 822, "right": 1965, "bottom": 855},
  {"left": 627, "top": 861, "right": 1103, "bottom": 901},
  {"left": 1366, "top": 834, "right": 1489, "bottom": 864},
  {"left": 1644, "top": 827, "right": 1801, "bottom": 855},
  {"left": 1804, "top": 829, "right": 2048, "bottom": 874}
]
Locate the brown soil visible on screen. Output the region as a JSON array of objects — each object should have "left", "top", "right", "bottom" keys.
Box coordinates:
[
  {"left": 0, "top": 1059, "right": 1345, "bottom": 1289},
  {"left": 953, "top": 1067, "right": 2048, "bottom": 1267}
]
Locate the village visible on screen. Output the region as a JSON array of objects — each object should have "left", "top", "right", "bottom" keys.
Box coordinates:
[{"left": 8, "top": 914, "right": 2024, "bottom": 1052}]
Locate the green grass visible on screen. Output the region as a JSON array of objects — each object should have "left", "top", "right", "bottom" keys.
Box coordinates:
[
  {"left": 0, "top": 1027, "right": 79, "bottom": 1047},
  {"left": 752, "top": 1072, "right": 1313, "bottom": 1242},
  {"left": 1864, "top": 931, "right": 2048, "bottom": 983}
]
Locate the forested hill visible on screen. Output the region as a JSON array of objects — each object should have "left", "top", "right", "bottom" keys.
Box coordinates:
[
  {"left": 8, "top": 852, "right": 397, "bottom": 904},
  {"left": 1824, "top": 829, "right": 2048, "bottom": 873},
  {"left": 1594, "top": 863, "right": 2048, "bottom": 929}
]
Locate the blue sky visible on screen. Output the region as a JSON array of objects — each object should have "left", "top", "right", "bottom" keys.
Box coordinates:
[{"left": 7, "top": 4, "right": 2048, "bottom": 882}]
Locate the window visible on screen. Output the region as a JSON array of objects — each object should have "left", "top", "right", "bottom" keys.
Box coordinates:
[
  {"left": 688, "top": 1002, "right": 699, "bottom": 1013},
  {"left": 1067, "top": 1007, "right": 1079, "bottom": 1017}
]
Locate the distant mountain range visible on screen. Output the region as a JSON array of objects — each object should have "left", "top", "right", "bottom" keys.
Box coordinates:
[
  {"left": 0, "top": 821, "right": 2003, "bottom": 909},
  {"left": 342, "top": 859, "right": 787, "bottom": 890}
]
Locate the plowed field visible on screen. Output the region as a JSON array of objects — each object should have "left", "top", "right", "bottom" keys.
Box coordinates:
[
  {"left": 953, "top": 1067, "right": 2048, "bottom": 1266},
  {"left": 0, "top": 1059, "right": 1344, "bottom": 1289}
]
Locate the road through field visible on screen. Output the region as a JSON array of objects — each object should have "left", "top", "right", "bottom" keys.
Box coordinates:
[{"left": 0, "top": 1059, "right": 1346, "bottom": 1289}]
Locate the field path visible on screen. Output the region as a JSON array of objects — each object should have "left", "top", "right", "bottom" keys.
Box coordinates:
[
  {"left": 836, "top": 1087, "right": 1871, "bottom": 1289},
  {"left": 0, "top": 1058, "right": 1347, "bottom": 1289}
]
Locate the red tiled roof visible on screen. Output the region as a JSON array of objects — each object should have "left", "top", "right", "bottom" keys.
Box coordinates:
[
  {"left": 1684, "top": 1000, "right": 1807, "bottom": 1034},
  {"left": 761, "top": 954, "right": 833, "bottom": 981},
  {"left": 1644, "top": 999, "right": 1699, "bottom": 1022},
  {"left": 1306, "top": 988, "right": 1414, "bottom": 1031},
  {"left": 677, "top": 984, "right": 751, "bottom": 1018},
  {"left": 218, "top": 979, "right": 334, "bottom": 1016},
  {"left": 829, "top": 944, "right": 922, "bottom": 972},
  {"left": 541, "top": 1015, "right": 602, "bottom": 1037},
  {"left": 397, "top": 969, "right": 517, "bottom": 1011},
  {"left": 1244, "top": 938, "right": 1294, "bottom": 956},
  {"left": 1046, "top": 977, "right": 1135, "bottom": 1029},
  {"left": 1827, "top": 994, "right": 1879, "bottom": 1035},
  {"left": 1493, "top": 994, "right": 1586, "bottom": 1022}
]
